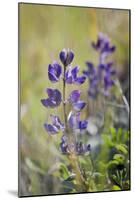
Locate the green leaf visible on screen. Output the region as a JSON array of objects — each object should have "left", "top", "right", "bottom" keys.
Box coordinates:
[
  {"left": 60, "top": 163, "right": 70, "bottom": 180},
  {"left": 113, "top": 154, "right": 125, "bottom": 161},
  {"left": 108, "top": 160, "right": 119, "bottom": 168},
  {"left": 102, "top": 134, "right": 114, "bottom": 147},
  {"left": 65, "top": 174, "right": 76, "bottom": 181},
  {"left": 112, "top": 185, "right": 121, "bottom": 190},
  {"left": 110, "top": 127, "right": 116, "bottom": 141}
]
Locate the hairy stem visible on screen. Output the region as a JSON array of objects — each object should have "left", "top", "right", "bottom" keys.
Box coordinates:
[{"left": 69, "top": 154, "right": 89, "bottom": 192}]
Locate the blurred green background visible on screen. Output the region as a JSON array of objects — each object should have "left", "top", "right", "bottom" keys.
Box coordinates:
[{"left": 19, "top": 3, "right": 129, "bottom": 196}]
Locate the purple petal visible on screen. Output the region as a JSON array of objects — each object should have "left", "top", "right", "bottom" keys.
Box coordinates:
[
  {"left": 48, "top": 88, "right": 62, "bottom": 104},
  {"left": 73, "top": 100, "right": 86, "bottom": 111},
  {"left": 75, "top": 76, "right": 86, "bottom": 85},
  {"left": 53, "top": 62, "right": 62, "bottom": 78},
  {"left": 78, "top": 120, "right": 88, "bottom": 130},
  {"left": 104, "top": 76, "right": 114, "bottom": 89},
  {"left": 53, "top": 89, "right": 62, "bottom": 105},
  {"left": 48, "top": 63, "right": 62, "bottom": 82},
  {"left": 48, "top": 71, "right": 59, "bottom": 82},
  {"left": 50, "top": 115, "right": 65, "bottom": 130},
  {"left": 42, "top": 88, "right": 62, "bottom": 108},
  {"left": 65, "top": 66, "right": 79, "bottom": 84},
  {"left": 46, "top": 88, "right": 54, "bottom": 98},
  {"left": 68, "top": 112, "right": 80, "bottom": 129},
  {"left": 41, "top": 98, "right": 56, "bottom": 108},
  {"left": 44, "top": 123, "right": 59, "bottom": 134},
  {"left": 86, "top": 62, "right": 94, "bottom": 71},
  {"left": 65, "top": 70, "right": 73, "bottom": 83},
  {"left": 71, "top": 66, "right": 79, "bottom": 80},
  {"left": 65, "top": 66, "right": 73, "bottom": 84},
  {"left": 69, "top": 90, "right": 81, "bottom": 103},
  {"left": 60, "top": 142, "right": 68, "bottom": 154},
  {"left": 48, "top": 64, "right": 58, "bottom": 82},
  {"left": 59, "top": 49, "right": 67, "bottom": 65}
]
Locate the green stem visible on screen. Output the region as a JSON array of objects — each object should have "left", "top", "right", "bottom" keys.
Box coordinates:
[{"left": 63, "top": 65, "right": 68, "bottom": 133}]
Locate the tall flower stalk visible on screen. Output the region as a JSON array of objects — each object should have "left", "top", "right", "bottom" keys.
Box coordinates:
[{"left": 41, "top": 48, "right": 90, "bottom": 191}]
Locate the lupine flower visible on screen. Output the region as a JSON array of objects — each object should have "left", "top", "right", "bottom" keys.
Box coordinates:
[
  {"left": 60, "top": 135, "right": 90, "bottom": 155},
  {"left": 59, "top": 49, "right": 74, "bottom": 66},
  {"left": 48, "top": 61, "right": 62, "bottom": 82},
  {"left": 92, "top": 32, "right": 116, "bottom": 55},
  {"left": 69, "top": 90, "right": 86, "bottom": 111},
  {"left": 41, "top": 88, "right": 62, "bottom": 108},
  {"left": 51, "top": 115, "right": 65, "bottom": 130},
  {"left": 69, "top": 90, "right": 81, "bottom": 103},
  {"left": 76, "top": 142, "right": 91, "bottom": 155},
  {"left": 68, "top": 112, "right": 88, "bottom": 131},
  {"left": 65, "top": 66, "right": 86, "bottom": 85},
  {"left": 44, "top": 115, "right": 64, "bottom": 134}
]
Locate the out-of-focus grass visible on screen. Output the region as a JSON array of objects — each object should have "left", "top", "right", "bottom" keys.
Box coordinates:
[{"left": 19, "top": 3, "right": 129, "bottom": 196}]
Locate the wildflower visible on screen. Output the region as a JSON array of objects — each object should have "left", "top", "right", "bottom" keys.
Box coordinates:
[
  {"left": 92, "top": 32, "right": 116, "bottom": 55},
  {"left": 69, "top": 90, "right": 86, "bottom": 111},
  {"left": 69, "top": 90, "right": 81, "bottom": 103},
  {"left": 41, "top": 88, "right": 62, "bottom": 108},
  {"left": 59, "top": 49, "right": 74, "bottom": 66},
  {"left": 60, "top": 135, "right": 90, "bottom": 155},
  {"left": 65, "top": 66, "right": 86, "bottom": 85},
  {"left": 44, "top": 115, "right": 64, "bottom": 134},
  {"left": 48, "top": 61, "right": 62, "bottom": 82},
  {"left": 68, "top": 112, "right": 88, "bottom": 131}
]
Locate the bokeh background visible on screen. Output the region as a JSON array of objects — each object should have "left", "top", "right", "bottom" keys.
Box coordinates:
[{"left": 19, "top": 3, "right": 130, "bottom": 196}]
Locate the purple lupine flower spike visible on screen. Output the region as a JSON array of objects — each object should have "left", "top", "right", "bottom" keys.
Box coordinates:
[
  {"left": 41, "top": 88, "right": 62, "bottom": 108},
  {"left": 48, "top": 61, "right": 62, "bottom": 82},
  {"left": 59, "top": 49, "right": 74, "bottom": 66},
  {"left": 41, "top": 48, "right": 90, "bottom": 155},
  {"left": 84, "top": 33, "right": 116, "bottom": 99}
]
